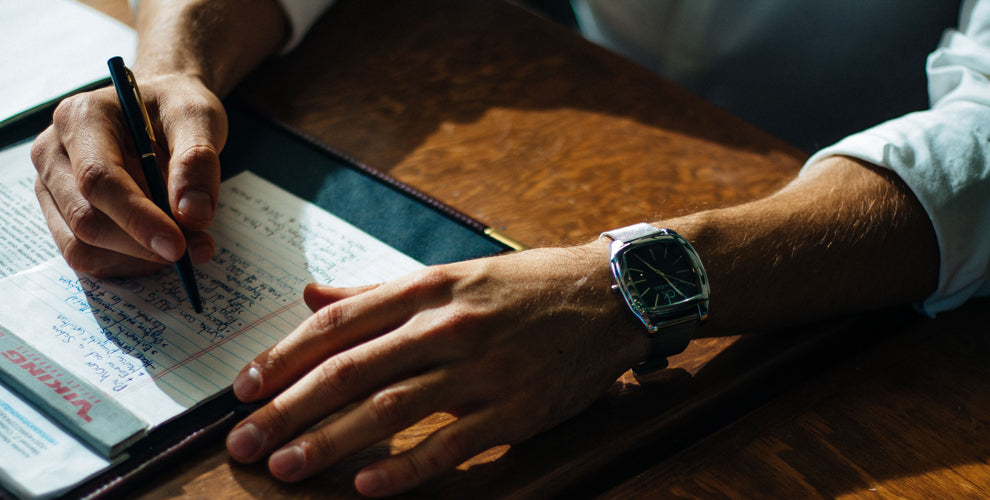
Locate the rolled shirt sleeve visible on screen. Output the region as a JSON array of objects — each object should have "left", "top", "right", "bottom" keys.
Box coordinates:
[{"left": 804, "top": 0, "right": 990, "bottom": 315}]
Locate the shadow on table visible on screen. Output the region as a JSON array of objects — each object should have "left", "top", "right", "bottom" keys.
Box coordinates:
[{"left": 234, "top": 0, "right": 805, "bottom": 174}]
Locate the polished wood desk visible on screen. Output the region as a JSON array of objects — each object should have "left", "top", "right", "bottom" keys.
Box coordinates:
[{"left": 84, "top": 1, "right": 990, "bottom": 498}]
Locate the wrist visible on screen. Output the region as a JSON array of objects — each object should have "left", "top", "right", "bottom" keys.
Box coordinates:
[
  {"left": 131, "top": 57, "right": 213, "bottom": 93},
  {"left": 554, "top": 239, "right": 653, "bottom": 370},
  {"left": 132, "top": 0, "right": 288, "bottom": 96},
  {"left": 599, "top": 223, "right": 709, "bottom": 373}
]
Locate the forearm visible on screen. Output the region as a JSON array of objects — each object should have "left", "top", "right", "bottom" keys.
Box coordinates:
[
  {"left": 132, "top": 0, "right": 288, "bottom": 96},
  {"left": 218, "top": 155, "right": 940, "bottom": 494},
  {"left": 661, "top": 155, "right": 939, "bottom": 335}
]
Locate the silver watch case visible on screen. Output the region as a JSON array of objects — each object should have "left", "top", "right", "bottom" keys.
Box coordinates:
[{"left": 607, "top": 229, "right": 710, "bottom": 334}]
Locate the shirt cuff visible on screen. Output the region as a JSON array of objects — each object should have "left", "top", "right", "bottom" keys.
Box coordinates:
[{"left": 802, "top": 101, "right": 990, "bottom": 316}]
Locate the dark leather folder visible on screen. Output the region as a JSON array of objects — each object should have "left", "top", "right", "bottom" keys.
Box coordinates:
[{"left": 220, "top": 106, "right": 514, "bottom": 265}]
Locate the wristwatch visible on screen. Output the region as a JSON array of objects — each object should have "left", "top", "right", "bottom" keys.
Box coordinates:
[{"left": 601, "top": 223, "right": 710, "bottom": 374}]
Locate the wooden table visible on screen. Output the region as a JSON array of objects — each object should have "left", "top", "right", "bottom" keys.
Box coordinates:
[{"left": 83, "top": 1, "right": 990, "bottom": 498}]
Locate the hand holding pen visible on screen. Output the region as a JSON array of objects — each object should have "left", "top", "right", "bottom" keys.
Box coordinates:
[
  {"left": 30, "top": 58, "right": 226, "bottom": 298},
  {"left": 107, "top": 56, "right": 203, "bottom": 312}
]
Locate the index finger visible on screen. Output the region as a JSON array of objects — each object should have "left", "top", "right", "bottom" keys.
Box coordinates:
[
  {"left": 232, "top": 284, "right": 411, "bottom": 402},
  {"left": 53, "top": 92, "right": 187, "bottom": 261},
  {"left": 231, "top": 273, "right": 449, "bottom": 402}
]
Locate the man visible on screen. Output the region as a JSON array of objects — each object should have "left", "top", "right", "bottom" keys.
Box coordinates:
[{"left": 30, "top": 0, "right": 989, "bottom": 496}]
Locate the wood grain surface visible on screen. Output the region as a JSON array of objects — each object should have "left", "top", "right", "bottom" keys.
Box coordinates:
[
  {"left": 72, "top": 1, "right": 990, "bottom": 499},
  {"left": 601, "top": 297, "right": 990, "bottom": 499},
  {"left": 231, "top": 0, "right": 804, "bottom": 248}
]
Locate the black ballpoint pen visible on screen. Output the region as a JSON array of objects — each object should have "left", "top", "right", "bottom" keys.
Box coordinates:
[{"left": 107, "top": 56, "right": 203, "bottom": 313}]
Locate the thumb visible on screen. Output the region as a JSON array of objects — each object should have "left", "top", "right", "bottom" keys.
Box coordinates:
[{"left": 161, "top": 90, "right": 227, "bottom": 232}]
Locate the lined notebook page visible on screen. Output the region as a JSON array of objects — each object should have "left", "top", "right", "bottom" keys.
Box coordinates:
[
  {"left": 0, "top": 141, "right": 60, "bottom": 278},
  {"left": 0, "top": 172, "right": 424, "bottom": 427}
]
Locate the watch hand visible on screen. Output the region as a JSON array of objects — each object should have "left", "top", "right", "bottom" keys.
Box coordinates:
[
  {"left": 634, "top": 254, "right": 663, "bottom": 275},
  {"left": 658, "top": 272, "right": 685, "bottom": 297},
  {"left": 664, "top": 274, "right": 696, "bottom": 287},
  {"left": 635, "top": 255, "right": 685, "bottom": 297}
]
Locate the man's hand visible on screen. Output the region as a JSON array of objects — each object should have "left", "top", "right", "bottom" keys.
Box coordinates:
[
  {"left": 226, "top": 244, "right": 650, "bottom": 497},
  {"left": 29, "top": 0, "right": 288, "bottom": 278},
  {"left": 224, "top": 156, "right": 940, "bottom": 497},
  {"left": 31, "top": 74, "right": 225, "bottom": 277}
]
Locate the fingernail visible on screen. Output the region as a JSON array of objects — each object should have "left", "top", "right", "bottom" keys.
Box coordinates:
[
  {"left": 227, "top": 422, "right": 263, "bottom": 460},
  {"left": 355, "top": 467, "right": 387, "bottom": 496},
  {"left": 188, "top": 237, "right": 214, "bottom": 264},
  {"left": 150, "top": 235, "right": 179, "bottom": 261},
  {"left": 270, "top": 444, "right": 305, "bottom": 479},
  {"left": 233, "top": 366, "right": 261, "bottom": 399},
  {"left": 178, "top": 190, "right": 213, "bottom": 221}
]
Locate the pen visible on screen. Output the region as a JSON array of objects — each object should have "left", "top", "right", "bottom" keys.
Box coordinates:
[{"left": 107, "top": 56, "right": 203, "bottom": 313}]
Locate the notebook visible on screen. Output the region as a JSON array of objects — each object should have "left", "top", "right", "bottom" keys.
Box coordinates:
[{"left": 0, "top": 107, "right": 513, "bottom": 499}]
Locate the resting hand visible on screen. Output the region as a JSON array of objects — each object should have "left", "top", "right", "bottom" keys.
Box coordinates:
[
  {"left": 226, "top": 242, "right": 648, "bottom": 496},
  {"left": 31, "top": 73, "right": 226, "bottom": 277}
]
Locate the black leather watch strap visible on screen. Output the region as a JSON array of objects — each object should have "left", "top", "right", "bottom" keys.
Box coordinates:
[{"left": 632, "top": 320, "right": 694, "bottom": 374}]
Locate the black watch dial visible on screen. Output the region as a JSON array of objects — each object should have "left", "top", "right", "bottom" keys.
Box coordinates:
[{"left": 620, "top": 239, "right": 702, "bottom": 309}]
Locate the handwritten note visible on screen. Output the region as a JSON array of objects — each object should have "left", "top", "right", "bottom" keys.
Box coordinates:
[
  {"left": 0, "top": 172, "right": 424, "bottom": 427},
  {"left": 0, "top": 141, "right": 60, "bottom": 278}
]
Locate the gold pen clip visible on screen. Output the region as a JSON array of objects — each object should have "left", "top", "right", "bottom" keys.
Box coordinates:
[{"left": 125, "top": 67, "right": 157, "bottom": 144}]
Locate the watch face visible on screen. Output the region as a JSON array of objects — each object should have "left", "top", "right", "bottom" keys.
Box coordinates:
[{"left": 617, "top": 237, "right": 704, "bottom": 311}]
